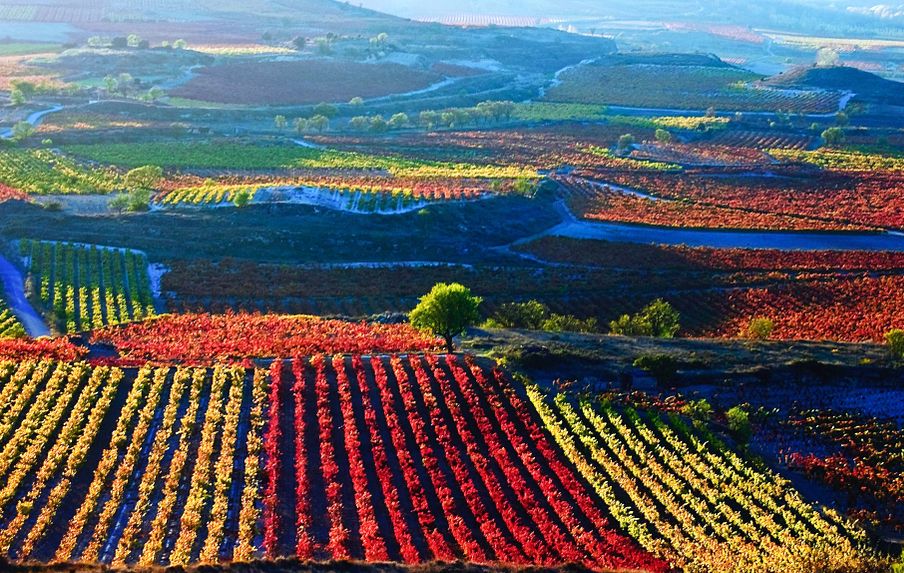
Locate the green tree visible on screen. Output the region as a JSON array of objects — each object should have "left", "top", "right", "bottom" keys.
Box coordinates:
[
  {"left": 487, "top": 300, "right": 549, "bottom": 329},
  {"left": 313, "top": 102, "right": 338, "bottom": 119},
  {"left": 309, "top": 114, "right": 330, "bottom": 133},
  {"left": 123, "top": 165, "right": 163, "bottom": 190},
  {"left": 349, "top": 96, "right": 364, "bottom": 106},
  {"left": 233, "top": 189, "right": 252, "bottom": 208},
  {"left": 640, "top": 299, "right": 681, "bottom": 338},
  {"left": 726, "top": 406, "right": 752, "bottom": 443},
  {"left": 274, "top": 115, "right": 287, "bottom": 130},
  {"left": 370, "top": 32, "right": 389, "bottom": 48},
  {"left": 173, "top": 39, "right": 188, "bottom": 49},
  {"left": 609, "top": 313, "right": 651, "bottom": 337},
  {"left": 127, "top": 34, "right": 142, "bottom": 48},
  {"left": 681, "top": 399, "right": 713, "bottom": 427},
  {"left": 10, "top": 121, "right": 35, "bottom": 142},
  {"left": 348, "top": 116, "right": 369, "bottom": 131},
  {"left": 103, "top": 75, "right": 118, "bottom": 94},
  {"left": 419, "top": 110, "right": 438, "bottom": 130},
  {"left": 886, "top": 329, "right": 904, "bottom": 360},
  {"left": 655, "top": 128, "right": 672, "bottom": 144},
  {"left": 294, "top": 118, "right": 308, "bottom": 134},
  {"left": 822, "top": 127, "right": 845, "bottom": 146},
  {"left": 617, "top": 133, "right": 635, "bottom": 151},
  {"left": 109, "top": 188, "right": 151, "bottom": 213},
  {"left": 388, "top": 112, "right": 409, "bottom": 130},
  {"left": 116, "top": 73, "right": 133, "bottom": 95},
  {"left": 144, "top": 86, "right": 164, "bottom": 101},
  {"left": 611, "top": 299, "right": 680, "bottom": 338},
  {"left": 10, "top": 81, "right": 35, "bottom": 106},
  {"left": 541, "top": 313, "right": 598, "bottom": 333},
  {"left": 410, "top": 283, "right": 482, "bottom": 353},
  {"left": 369, "top": 115, "right": 388, "bottom": 133},
  {"left": 315, "top": 37, "right": 332, "bottom": 55},
  {"left": 633, "top": 354, "right": 678, "bottom": 384},
  {"left": 10, "top": 87, "right": 26, "bottom": 106},
  {"left": 835, "top": 111, "right": 849, "bottom": 127},
  {"left": 743, "top": 317, "right": 774, "bottom": 340}
]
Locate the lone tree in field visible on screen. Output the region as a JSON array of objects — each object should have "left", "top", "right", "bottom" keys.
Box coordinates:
[
  {"left": 10, "top": 121, "right": 35, "bottom": 142},
  {"left": 886, "top": 329, "right": 904, "bottom": 360},
  {"left": 123, "top": 165, "right": 163, "bottom": 190},
  {"left": 410, "top": 283, "right": 482, "bottom": 353},
  {"left": 822, "top": 126, "right": 845, "bottom": 146}
]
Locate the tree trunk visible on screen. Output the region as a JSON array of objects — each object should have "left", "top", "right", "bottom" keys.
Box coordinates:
[{"left": 444, "top": 335, "right": 455, "bottom": 354}]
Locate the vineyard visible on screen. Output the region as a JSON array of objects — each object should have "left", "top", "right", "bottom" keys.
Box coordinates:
[
  {"left": 543, "top": 62, "right": 843, "bottom": 113},
  {"left": 559, "top": 176, "right": 870, "bottom": 231},
  {"left": 527, "top": 385, "right": 875, "bottom": 572},
  {"left": 20, "top": 241, "right": 156, "bottom": 334},
  {"left": 64, "top": 143, "right": 537, "bottom": 181},
  {"left": 0, "top": 354, "right": 885, "bottom": 571},
  {"left": 157, "top": 178, "right": 488, "bottom": 211},
  {"left": 0, "top": 356, "right": 662, "bottom": 569},
  {"left": 785, "top": 409, "right": 904, "bottom": 531},
  {"left": 0, "top": 300, "right": 25, "bottom": 339},
  {"left": 90, "top": 313, "right": 442, "bottom": 364},
  {"left": 0, "top": 150, "right": 120, "bottom": 196},
  {"left": 564, "top": 170, "right": 904, "bottom": 231}
]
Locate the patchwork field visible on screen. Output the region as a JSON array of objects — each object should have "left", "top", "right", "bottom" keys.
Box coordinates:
[
  {"left": 170, "top": 60, "right": 443, "bottom": 106},
  {"left": 1, "top": 2, "right": 904, "bottom": 572}
]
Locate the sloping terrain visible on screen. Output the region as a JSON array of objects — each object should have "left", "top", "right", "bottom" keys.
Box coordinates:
[{"left": 763, "top": 65, "right": 904, "bottom": 106}]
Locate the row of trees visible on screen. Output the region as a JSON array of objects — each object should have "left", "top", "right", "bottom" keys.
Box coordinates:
[
  {"left": 86, "top": 36, "right": 187, "bottom": 50},
  {"left": 409, "top": 284, "right": 683, "bottom": 352},
  {"left": 272, "top": 101, "right": 519, "bottom": 135}
]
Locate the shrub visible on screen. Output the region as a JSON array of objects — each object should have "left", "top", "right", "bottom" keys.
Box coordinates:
[
  {"left": 743, "top": 317, "right": 774, "bottom": 340},
  {"left": 726, "top": 406, "right": 752, "bottom": 443},
  {"left": 488, "top": 300, "right": 549, "bottom": 330},
  {"left": 541, "top": 313, "right": 598, "bottom": 333},
  {"left": 123, "top": 165, "right": 163, "bottom": 190},
  {"left": 633, "top": 354, "right": 678, "bottom": 384},
  {"left": 681, "top": 399, "right": 713, "bottom": 426},
  {"left": 886, "top": 329, "right": 904, "bottom": 359},
  {"left": 610, "top": 299, "right": 680, "bottom": 338},
  {"left": 610, "top": 313, "right": 652, "bottom": 336},
  {"left": 233, "top": 189, "right": 252, "bottom": 208},
  {"left": 617, "top": 133, "right": 636, "bottom": 151}
]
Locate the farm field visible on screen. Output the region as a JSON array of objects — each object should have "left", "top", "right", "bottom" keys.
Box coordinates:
[
  {"left": 1, "top": 1, "right": 904, "bottom": 572},
  {"left": 0, "top": 351, "right": 886, "bottom": 572},
  {"left": 170, "top": 60, "right": 443, "bottom": 105},
  {"left": 562, "top": 168, "right": 904, "bottom": 232},
  {"left": 0, "top": 150, "right": 120, "bottom": 196},
  {"left": 19, "top": 240, "right": 156, "bottom": 334},
  {"left": 0, "top": 355, "right": 661, "bottom": 569},
  {"left": 543, "top": 59, "right": 843, "bottom": 113},
  {"left": 0, "top": 300, "right": 25, "bottom": 339}
]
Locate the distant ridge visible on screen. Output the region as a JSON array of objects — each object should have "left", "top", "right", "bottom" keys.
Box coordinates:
[{"left": 763, "top": 65, "right": 904, "bottom": 106}]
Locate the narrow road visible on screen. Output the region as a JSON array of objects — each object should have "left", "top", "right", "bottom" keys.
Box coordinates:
[
  {"left": 0, "top": 254, "right": 50, "bottom": 337},
  {"left": 0, "top": 104, "right": 65, "bottom": 139}
]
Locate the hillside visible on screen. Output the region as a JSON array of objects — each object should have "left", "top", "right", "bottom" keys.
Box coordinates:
[
  {"left": 763, "top": 65, "right": 904, "bottom": 106},
  {"left": 0, "top": 0, "right": 616, "bottom": 74}
]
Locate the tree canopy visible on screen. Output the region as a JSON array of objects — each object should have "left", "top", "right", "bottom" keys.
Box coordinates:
[{"left": 409, "top": 283, "right": 482, "bottom": 353}]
